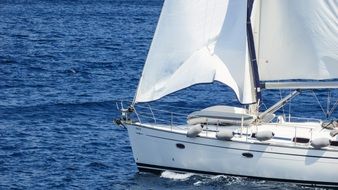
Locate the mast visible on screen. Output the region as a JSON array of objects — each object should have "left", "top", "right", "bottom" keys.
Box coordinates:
[{"left": 246, "top": 0, "right": 261, "bottom": 104}]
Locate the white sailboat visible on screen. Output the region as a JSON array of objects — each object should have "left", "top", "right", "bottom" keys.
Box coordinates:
[{"left": 116, "top": 0, "right": 338, "bottom": 186}]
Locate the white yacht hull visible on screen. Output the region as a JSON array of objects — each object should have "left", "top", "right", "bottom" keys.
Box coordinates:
[{"left": 126, "top": 123, "right": 338, "bottom": 186}]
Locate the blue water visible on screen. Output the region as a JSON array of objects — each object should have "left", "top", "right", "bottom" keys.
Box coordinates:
[{"left": 0, "top": 0, "right": 336, "bottom": 189}]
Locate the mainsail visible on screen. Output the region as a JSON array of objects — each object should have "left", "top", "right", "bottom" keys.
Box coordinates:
[
  {"left": 256, "top": 0, "right": 338, "bottom": 81},
  {"left": 134, "top": 0, "right": 338, "bottom": 105}
]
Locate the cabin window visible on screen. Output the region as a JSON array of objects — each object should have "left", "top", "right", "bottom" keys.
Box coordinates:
[
  {"left": 292, "top": 137, "right": 310, "bottom": 143},
  {"left": 330, "top": 141, "right": 338, "bottom": 146}
]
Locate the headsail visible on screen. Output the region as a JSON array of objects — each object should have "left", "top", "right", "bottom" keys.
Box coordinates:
[{"left": 135, "top": 0, "right": 256, "bottom": 104}]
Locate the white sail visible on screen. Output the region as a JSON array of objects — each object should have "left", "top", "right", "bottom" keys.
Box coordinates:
[
  {"left": 214, "top": 1, "right": 256, "bottom": 104},
  {"left": 135, "top": 0, "right": 256, "bottom": 104},
  {"left": 256, "top": 0, "right": 338, "bottom": 81}
]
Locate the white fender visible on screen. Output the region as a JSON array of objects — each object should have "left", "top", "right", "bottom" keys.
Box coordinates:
[
  {"left": 186, "top": 124, "right": 203, "bottom": 138},
  {"left": 255, "top": 130, "right": 274, "bottom": 141},
  {"left": 216, "top": 130, "right": 234, "bottom": 141},
  {"left": 311, "top": 138, "right": 331, "bottom": 149}
]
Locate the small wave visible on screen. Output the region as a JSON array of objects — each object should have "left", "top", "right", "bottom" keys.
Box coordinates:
[
  {"left": 193, "top": 175, "right": 244, "bottom": 187},
  {"left": 160, "top": 170, "right": 194, "bottom": 181},
  {"left": 67, "top": 68, "right": 77, "bottom": 74},
  {"left": 10, "top": 152, "right": 23, "bottom": 157},
  {"left": 86, "top": 161, "right": 109, "bottom": 169}
]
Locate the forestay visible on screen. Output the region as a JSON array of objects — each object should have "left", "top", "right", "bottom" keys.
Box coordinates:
[{"left": 134, "top": 0, "right": 256, "bottom": 104}]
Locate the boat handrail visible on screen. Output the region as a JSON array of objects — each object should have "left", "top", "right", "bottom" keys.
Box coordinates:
[
  {"left": 116, "top": 101, "right": 323, "bottom": 132},
  {"left": 135, "top": 104, "right": 189, "bottom": 116},
  {"left": 117, "top": 101, "right": 195, "bottom": 125},
  {"left": 286, "top": 116, "right": 322, "bottom": 123}
]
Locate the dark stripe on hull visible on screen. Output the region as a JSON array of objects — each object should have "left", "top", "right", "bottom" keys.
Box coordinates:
[{"left": 137, "top": 163, "right": 338, "bottom": 188}]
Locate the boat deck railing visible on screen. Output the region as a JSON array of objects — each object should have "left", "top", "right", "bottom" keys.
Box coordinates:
[
  {"left": 116, "top": 101, "right": 194, "bottom": 126},
  {"left": 115, "top": 101, "right": 336, "bottom": 145},
  {"left": 116, "top": 101, "right": 322, "bottom": 128},
  {"left": 273, "top": 115, "right": 322, "bottom": 123}
]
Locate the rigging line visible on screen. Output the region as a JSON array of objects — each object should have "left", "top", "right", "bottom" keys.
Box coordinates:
[
  {"left": 260, "top": 102, "right": 267, "bottom": 110},
  {"left": 288, "top": 89, "right": 292, "bottom": 121},
  {"left": 329, "top": 100, "right": 338, "bottom": 117},
  {"left": 279, "top": 89, "right": 285, "bottom": 116},
  {"left": 312, "top": 90, "right": 327, "bottom": 117},
  {"left": 326, "top": 90, "right": 331, "bottom": 116}
]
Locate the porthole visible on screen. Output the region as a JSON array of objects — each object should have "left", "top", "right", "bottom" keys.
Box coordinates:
[
  {"left": 176, "top": 143, "right": 185, "bottom": 149},
  {"left": 242, "top": 152, "right": 253, "bottom": 158}
]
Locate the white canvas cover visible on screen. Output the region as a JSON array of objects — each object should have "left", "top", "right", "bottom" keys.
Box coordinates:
[
  {"left": 256, "top": 0, "right": 338, "bottom": 81},
  {"left": 134, "top": 0, "right": 256, "bottom": 104}
]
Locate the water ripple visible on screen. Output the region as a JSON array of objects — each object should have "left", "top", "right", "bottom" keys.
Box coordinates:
[{"left": 0, "top": 0, "right": 336, "bottom": 189}]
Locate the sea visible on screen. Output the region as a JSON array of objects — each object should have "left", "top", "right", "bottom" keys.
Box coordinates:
[{"left": 0, "top": 0, "right": 337, "bottom": 189}]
